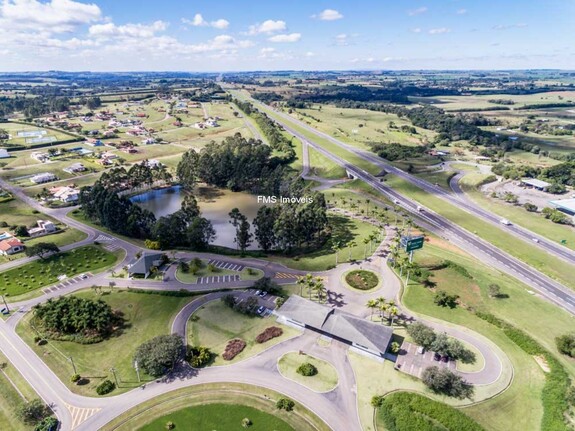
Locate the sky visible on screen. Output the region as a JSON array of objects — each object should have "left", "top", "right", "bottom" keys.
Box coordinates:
[{"left": 0, "top": 0, "right": 573, "bottom": 72}]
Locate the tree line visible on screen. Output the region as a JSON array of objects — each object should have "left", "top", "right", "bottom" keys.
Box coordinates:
[{"left": 177, "top": 133, "right": 293, "bottom": 195}]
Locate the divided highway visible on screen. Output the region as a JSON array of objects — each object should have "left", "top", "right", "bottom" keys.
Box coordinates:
[{"left": 236, "top": 94, "right": 575, "bottom": 315}]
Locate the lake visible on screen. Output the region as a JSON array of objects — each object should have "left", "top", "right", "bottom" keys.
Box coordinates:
[{"left": 130, "top": 185, "right": 264, "bottom": 250}]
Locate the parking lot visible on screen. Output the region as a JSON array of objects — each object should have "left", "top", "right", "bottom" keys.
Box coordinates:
[
  {"left": 41, "top": 273, "right": 93, "bottom": 294},
  {"left": 196, "top": 274, "right": 241, "bottom": 284},
  {"left": 395, "top": 341, "right": 456, "bottom": 378},
  {"left": 232, "top": 289, "right": 279, "bottom": 316},
  {"left": 208, "top": 259, "right": 244, "bottom": 272}
]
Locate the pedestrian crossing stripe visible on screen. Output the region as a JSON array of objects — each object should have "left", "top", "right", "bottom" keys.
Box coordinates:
[
  {"left": 274, "top": 272, "right": 299, "bottom": 279},
  {"left": 64, "top": 403, "right": 101, "bottom": 430}
]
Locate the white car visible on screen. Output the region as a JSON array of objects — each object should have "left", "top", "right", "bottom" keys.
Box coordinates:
[
  {"left": 500, "top": 218, "right": 511, "bottom": 226},
  {"left": 532, "top": 238, "right": 539, "bottom": 243}
]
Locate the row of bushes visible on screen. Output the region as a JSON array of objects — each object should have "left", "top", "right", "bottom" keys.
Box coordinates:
[
  {"left": 379, "top": 392, "right": 484, "bottom": 431},
  {"left": 475, "top": 311, "right": 571, "bottom": 430}
]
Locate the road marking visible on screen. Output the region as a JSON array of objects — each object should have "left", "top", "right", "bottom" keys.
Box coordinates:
[
  {"left": 274, "top": 272, "right": 299, "bottom": 279},
  {"left": 64, "top": 403, "right": 100, "bottom": 430}
]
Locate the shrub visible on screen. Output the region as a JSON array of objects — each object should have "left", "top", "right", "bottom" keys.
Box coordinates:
[
  {"left": 523, "top": 202, "right": 538, "bottom": 212},
  {"left": 187, "top": 346, "right": 213, "bottom": 367},
  {"left": 70, "top": 374, "right": 81, "bottom": 383},
  {"left": 33, "top": 416, "right": 58, "bottom": 431},
  {"left": 371, "top": 395, "right": 385, "bottom": 408},
  {"left": 433, "top": 290, "right": 459, "bottom": 308},
  {"left": 222, "top": 339, "right": 246, "bottom": 361},
  {"left": 556, "top": 333, "right": 575, "bottom": 357},
  {"left": 241, "top": 417, "right": 252, "bottom": 428},
  {"left": 96, "top": 379, "right": 115, "bottom": 395},
  {"left": 134, "top": 335, "right": 184, "bottom": 377},
  {"left": 421, "top": 366, "right": 474, "bottom": 399},
  {"left": 17, "top": 399, "right": 49, "bottom": 424},
  {"left": 297, "top": 362, "right": 318, "bottom": 377},
  {"left": 379, "top": 392, "right": 484, "bottom": 431},
  {"left": 255, "top": 326, "right": 283, "bottom": 344},
  {"left": 165, "top": 421, "right": 175, "bottom": 430},
  {"left": 276, "top": 397, "right": 295, "bottom": 411},
  {"left": 389, "top": 341, "right": 400, "bottom": 354}
]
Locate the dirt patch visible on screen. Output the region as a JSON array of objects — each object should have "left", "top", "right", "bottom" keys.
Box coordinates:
[{"left": 533, "top": 355, "right": 550, "bottom": 373}]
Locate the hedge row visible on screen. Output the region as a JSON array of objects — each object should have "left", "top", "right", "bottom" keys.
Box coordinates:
[
  {"left": 475, "top": 311, "right": 571, "bottom": 431},
  {"left": 379, "top": 392, "right": 484, "bottom": 431}
]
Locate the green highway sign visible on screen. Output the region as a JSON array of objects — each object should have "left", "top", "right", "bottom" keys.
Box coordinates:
[{"left": 402, "top": 235, "right": 425, "bottom": 252}]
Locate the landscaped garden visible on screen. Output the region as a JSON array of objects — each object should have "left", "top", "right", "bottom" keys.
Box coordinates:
[
  {"left": 277, "top": 352, "right": 338, "bottom": 393},
  {"left": 344, "top": 269, "right": 379, "bottom": 291},
  {"left": 188, "top": 300, "right": 298, "bottom": 366},
  {"left": 175, "top": 258, "right": 263, "bottom": 284},
  {"left": 16, "top": 289, "right": 197, "bottom": 396},
  {"left": 0, "top": 245, "right": 120, "bottom": 297}
]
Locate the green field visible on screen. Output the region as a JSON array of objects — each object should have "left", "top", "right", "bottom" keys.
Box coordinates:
[
  {"left": 140, "top": 403, "right": 294, "bottom": 431},
  {"left": 188, "top": 300, "right": 298, "bottom": 366},
  {"left": 268, "top": 214, "right": 380, "bottom": 270},
  {"left": 0, "top": 245, "right": 119, "bottom": 298},
  {"left": 0, "top": 352, "right": 40, "bottom": 431},
  {"left": 101, "top": 383, "right": 330, "bottom": 431},
  {"left": 384, "top": 174, "right": 575, "bottom": 290},
  {"left": 16, "top": 289, "right": 197, "bottom": 396},
  {"left": 307, "top": 146, "right": 347, "bottom": 179},
  {"left": 277, "top": 352, "right": 338, "bottom": 392},
  {"left": 0, "top": 122, "right": 79, "bottom": 148}
]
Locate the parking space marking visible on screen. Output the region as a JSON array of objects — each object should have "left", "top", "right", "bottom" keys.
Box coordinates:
[{"left": 208, "top": 259, "right": 245, "bottom": 272}]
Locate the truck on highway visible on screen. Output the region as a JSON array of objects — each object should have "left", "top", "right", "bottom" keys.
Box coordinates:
[{"left": 500, "top": 218, "right": 512, "bottom": 226}]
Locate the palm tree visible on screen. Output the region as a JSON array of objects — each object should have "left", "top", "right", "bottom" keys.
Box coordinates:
[
  {"left": 389, "top": 247, "right": 400, "bottom": 268},
  {"left": 297, "top": 274, "right": 313, "bottom": 296},
  {"left": 388, "top": 306, "right": 399, "bottom": 326},
  {"left": 363, "top": 238, "right": 370, "bottom": 259},
  {"left": 347, "top": 240, "right": 357, "bottom": 261},
  {"left": 378, "top": 302, "right": 389, "bottom": 324},
  {"left": 365, "top": 199, "right": 371, "bottom": 216},
  {"left": 366, "top": 299, "right": 378, "bottom": 321},
  {"left": 315, "top": 278, "right": 327, "bottom": 303},
  {"left": 332, "top": 242, "right": 342, "bottom": 265},
  {"left": 375, "top": 297, "right": 387, "bottom": 321},
  {"left": 404, "top": 261, "right": 416, "bottom": 285},
  {"left": 399, "top": 256, "right": 409, "bottom": 277}
]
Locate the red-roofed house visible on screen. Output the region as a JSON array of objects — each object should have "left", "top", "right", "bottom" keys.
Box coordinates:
[{"left": 0, "top": 238, "right": 25, "bottom": 255}]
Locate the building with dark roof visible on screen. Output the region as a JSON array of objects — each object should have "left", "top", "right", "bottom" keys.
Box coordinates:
[
  {"left": 276, "top": 295, "right": 393, "bottom": 357},
  {"left": 128, "top": 253, "right": 163, "bottom": 278}
]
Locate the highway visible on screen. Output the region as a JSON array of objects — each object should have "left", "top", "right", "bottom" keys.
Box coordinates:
[
  {"left": 248, "top": 96, "right": 575, "bottom": 267},
  {"left": 236, "top": 95, "right": 575, "bottom": 315}
]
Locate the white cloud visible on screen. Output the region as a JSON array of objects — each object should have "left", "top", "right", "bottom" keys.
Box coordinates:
[
  {"left": 408, "top": 7, "right": 428, "bottom": 16},
  {"left": 305, "top": 51, "right": 315, "bottom": 57},
  {"left": 315, "top": 9, "right": 343, "bottom": 21},
  {"left": 492, "top": 23, "right": 528, "bottom": 30},
  {"left": 334, "top": 33, "right": 349, "bottom": 45},
  {"left": 248, "top": 20, "right": 286, "bottom": 35},
  {"left": 410, "top": 28, "right": 422, "bottom": 33},
  {"left": 89, "top": 21, "right": 168, "bottom": 38},
  {"left": 0, "top": 0, "right": 102, "bottom": 33},
  {"left": 260, "top": 47, "right": 275, "bottom": 54},
  {"left": 456, "top": 8, "right": 467, "bottom": 15},
  {"left": 428, "top": 27, "right": 450, "bottom": 35},
  {"left": 268, "top": 33, "right": 301, "bottom": 43},
  {"left": 182, "top": 14, "right": 229, "bottom": 29}
]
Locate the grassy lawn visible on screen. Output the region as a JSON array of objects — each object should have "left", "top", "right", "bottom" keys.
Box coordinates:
[
  {"left": 140, "top": 403, "right": 294, "bottom": 431},
  {"left": 268, "top": 214, "right": 380, "bottom": 271},
  {"left": 188, "top": 300, "right": 299, "bottom": 366},
  {"left": 16, "top": 289, "right": 197, "bottom": 396},
  {"left": 68, "top": 210, "right": 146, "bottom": 248},
  {"left": 277, "top": 352, "right": 338, "bottom": 393},
  {"left": 414, "top": 170, "right": 456, "bottom": 191},
  {"left": 101, "top": 383, "right": 330, "bottom": 431},
  {"left": 344, "top": 269, "right": 380, "bottom": 291},
  {"left": 175, "top": 259, "right": 263, "bottom": 283},
  {"left": 0, "top": 351, "right": 40, "bottom": 431},
  {"left": 308, "top": 146, "right": 347, "bottom": 179},
  {"left": 455, "top": 339, "right": 485, "bottom": 373},
  {"left": 0, "top": 245, "right": 120, "bottom": 298},
  {"left": 384, "top": 174, "right": 575, "bottom": 290}
]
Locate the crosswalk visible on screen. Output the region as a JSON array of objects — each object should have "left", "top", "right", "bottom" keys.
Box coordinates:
[
  {"left": 95, "top": 234, "right": 115, "bottom": 242},
  {"left": 274, "top": 272, "right": 299, "bottom": 279},
  {"left": 103, "top": 243, "right": 120, "bottom": 252},
  {"left": 42, "top": 273, "right": 92, "bottom": 294},
  {"left": 208, "top": 259, "right": 244, "bottom": 271},
  {"left": 197, "top": 274, "right": 241, "bottom": 284}
]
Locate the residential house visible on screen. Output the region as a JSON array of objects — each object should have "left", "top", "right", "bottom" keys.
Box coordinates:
[
  {"left": 51, "top": 186, "right": 80, "bottom": 203},
  {"left": 0, "top": 149, "right": 9, "bottom": 159},
  {"left": 31, "top": 172, "right": 57, "bottom": 184},
  {"left": 128, "top": 253, "right": 164, "bottom": 279},
  {"left": 63, "top": 163, "right": 87, "bottom": 174},
  {"left": 0, "top": 238, "right": 25, "bottom": 256},
  {"left": 29, "top": 220, "right": 57, "bottom": 237},
  {"left": 86, "top": 139, "right": 104, "bottom": 147}
]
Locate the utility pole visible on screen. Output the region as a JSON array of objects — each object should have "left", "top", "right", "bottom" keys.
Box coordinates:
[
  {"left": 134, "top": 361, "right": 141, "bottom": 383},
  {"left": 110, "top": 367, "right": 119, "bottom": 387},
  {"left": 1, "top": 295, "right": 9, "bottom": 313},
  {"left": 69, "top": 357, "right": 77, "bottom": 375}
]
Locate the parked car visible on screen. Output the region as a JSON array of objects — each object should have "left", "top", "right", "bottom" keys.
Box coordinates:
[
  {"left": 255, "top": 290, "right": 261, "bottom": 296},
  {"left": 417, "top": 346, "right": 425, "bottom": 354},
  {"left": 79, "top": 273, "right": 88, "bottom": 279},
  {"left": 433, "top": 353, "right": 441, "bottom": 361},
  {"left": 441, "top": 355, "right": 450, "bottom": 363},
  {"left": 258, "top": 291, "right": 267, "bottom": 298},
  {"left": 257, "top": 306, "right": 265, "bottom": 315}
]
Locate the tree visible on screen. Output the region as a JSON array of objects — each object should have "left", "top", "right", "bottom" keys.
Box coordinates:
[
  {"left": 254, "top": 206, "right": 277, "bottom": 251},
  {"left": 366, "top": 299, "right": 378, "bottom": 321},
  {"left": 388, "top": 305, "right": 399, "bottom": 326},
  {"left": 186, "top": 217, "right": 216, "bottom": 250},
  {"left": 229, "top": 208, "right": 252, "bottom": 252},
  {"left": 406, "top": 322, "right": 436, "bottom": 349},
  {"left": 430, "top": 332, "right": 450, "bottom": 355},
  {"left": 25, "top": 242, "right": 60, "bottom": 260},
  {"left": 347, "top": 240, "right": 357, "bottom": 260},
  {"left": 556, "top": 333, "right": 575, "bottom": 357},
  {"left": 297, "top": 362, "right": 318, "bottom": 376},
  {"left": 14, "top": 225, "right": 29, "bottom": 237},
  {"left": 363, "top": 237, "right": 370, "bottom": 259},
  {"left": 133, "top": 335, "right": 184, "bottom": 377},
  {"left": 17, "top": 399, "right": 49, "bottom": 425},
  {"left": 488, "top": 283, "right": 501, "bottom": 298},
  {"left": 276, "top": 398, "right": 295, "bottom": 411},
  {"left": 434, "top": 290, "right": 459, "bottom": 308},
  {"left": 370, "top": 395, "right": 385, "bottom": 409},
  {"left": 421, "top": 366, "right": 474, "bottom": 399},
  {"left": 523, "top": 202, "right": 538, "bottom": 212}
]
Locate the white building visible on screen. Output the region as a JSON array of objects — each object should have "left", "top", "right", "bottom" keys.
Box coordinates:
[
  {"left": 0, "top": 149, "right": 9, "bottom": 159},
  {"left": 31, "top": 172, "right": 57, "bottom": 184},
  {"left": 63, "top": 163, "right": 86, "bottom": 174}
]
